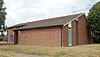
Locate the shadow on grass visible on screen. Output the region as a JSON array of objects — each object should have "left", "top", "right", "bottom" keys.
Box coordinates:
[{"left": 0, "top": 42, "right": 14, "bottom": 46}]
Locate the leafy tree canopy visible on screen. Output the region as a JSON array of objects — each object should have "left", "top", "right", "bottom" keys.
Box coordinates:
[
  {"left": 87, "top": 1, "right": 100, "bottom": 43},
  {"left": 0, "top": 0, "right": 6, "bottom": 36}
]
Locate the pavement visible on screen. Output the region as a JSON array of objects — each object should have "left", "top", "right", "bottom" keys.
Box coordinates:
[{"left": 0, "top": 51, "right": 46, "bottom": 57}]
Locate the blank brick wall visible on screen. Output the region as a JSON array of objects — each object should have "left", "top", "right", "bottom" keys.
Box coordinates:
[
  {"left": 62, "top": 25, "right": 68, "bottom": 47},
  {"left": 72, "top": 20, "right": 77, "bottom": 46},
  {"left": 77, "top": 15, "right": 88, "bottom": 45},
  {"left": 18, "top": 27, "right": 61, "bottom": 46}
]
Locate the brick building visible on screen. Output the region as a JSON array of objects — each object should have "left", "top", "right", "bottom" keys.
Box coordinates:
[{"left": 7, "top": 13, "right": 90, "bottom": 47}]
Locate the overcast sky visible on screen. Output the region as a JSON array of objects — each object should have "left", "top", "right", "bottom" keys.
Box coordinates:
[{"left": 4, "top": 0, "right": 100, "bottom": 27}]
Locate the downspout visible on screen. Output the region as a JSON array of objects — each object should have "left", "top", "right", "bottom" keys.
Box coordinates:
[
  {"left": 61, "top": 27, "right": 63, "bottom": 47},
  {"left": 7, "top": 28, "right": 8, "bottom": 42},
  {"left": 76, "top": 21, "right": 78, "bottom": 45}
]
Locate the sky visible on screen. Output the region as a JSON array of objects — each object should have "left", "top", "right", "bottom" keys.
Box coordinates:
[{"left": 3, "top": 0, "right": 100, "bottom": 27}]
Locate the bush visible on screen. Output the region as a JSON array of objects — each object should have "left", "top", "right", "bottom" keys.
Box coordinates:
[
  {"left": 0, "top": 37, "right": 7, "bottom": 42},
  {"left": 3, "top": 37, "right": 7, "bottom": 42},
  {"left": 0, "top": 37, "right": 3, "bottom": 41},
  {"left": 93, "top": 37, "right": 100, "bottom": 43}
]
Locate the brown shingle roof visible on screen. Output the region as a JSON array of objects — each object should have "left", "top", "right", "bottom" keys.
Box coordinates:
[
  {"left": 12, "top": 13, "right": 84, "bottom": 30},
  {"left": 7, "top": 21, "right": 34, "bottom": 29}
]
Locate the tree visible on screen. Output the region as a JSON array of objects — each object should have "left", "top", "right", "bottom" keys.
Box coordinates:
[
  {"left": 87, "top": 1, "right": 100, "bottom": 43},
  {"left": 0, "top": 0, "right": 6, "bottom": 37}
]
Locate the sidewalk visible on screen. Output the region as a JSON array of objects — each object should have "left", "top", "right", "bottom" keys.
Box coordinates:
[{"left": 0, "top": 51, "right": 46, "bottom": 57}]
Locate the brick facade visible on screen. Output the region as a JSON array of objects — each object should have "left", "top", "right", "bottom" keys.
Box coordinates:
[
  {"left": 7, "top": 28, "right": 14, "bottom": 43},
  {"left": 77, "top": 15, "right": 88, "bottom": 45},
  {"left": 18, "top": 27, "right": 61, "bottom": 46},
  {"left": 62, "top": 25, "right": 68, "bottom": 47},
  {"left": 7, "top": 13, "right": 89, "bottom": 47},
  {"left": 71, "top": 15, "right": 88, "bottom": 45},
  {"left": 72, "top": 20, "right": 77, "bottom": 46}
]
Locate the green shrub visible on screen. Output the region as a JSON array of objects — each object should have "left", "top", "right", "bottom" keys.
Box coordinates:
[
  {"left": 0, "top": 37, "right": 3, "bottom": 41},
  {"left": 0, "top": 37, "right": 7, "bottom": 42},
  {"left": 3, "top": 37, "right": 7, "bottom": 42}
]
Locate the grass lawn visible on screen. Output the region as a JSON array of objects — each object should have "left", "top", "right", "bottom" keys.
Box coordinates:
[{"left": 0, "top": 43, "right": 100, "bottom": 57}]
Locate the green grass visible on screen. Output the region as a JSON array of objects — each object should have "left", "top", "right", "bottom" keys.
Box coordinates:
[
  {"left": 0, "top": 43, "right": 100, "bottom": 57},
  {"left": 0, "top": 42, "right": 14, "bottom": 45}
]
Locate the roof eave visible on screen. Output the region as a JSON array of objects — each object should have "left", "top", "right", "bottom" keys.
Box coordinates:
[{"left": 13, "top": 25, "right": 63, "bottom": 31}]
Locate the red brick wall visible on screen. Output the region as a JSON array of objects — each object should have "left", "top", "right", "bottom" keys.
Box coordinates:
[
  {"left": 77, "top": 15, "right": 88, "bottom": 45},
  {"left": 72, "top": 20, "right": 77, "bottom": 46},
  {"left": 18, "top": 27, "right": 61, "bottom": 46},
  {"left": 7, "top": 15, "right": 88, "bottom": 46},
  {"left": 7, "top": 28, "right": 14, "bottom": 43},
  {"left": 62, "top": 25, "right": 68, "bottom": 47},
  {"left": 14, "top": 31, "right": 18, "bottom": 44}
]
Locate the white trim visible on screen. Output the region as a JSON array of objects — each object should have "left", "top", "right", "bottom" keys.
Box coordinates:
[
  {"left": 14, "top": 27, "right": 16, "bottom": 29},
  {"left": 68, "top": 22, "right": 72, "bottom": 28},
  {"left": 63, "top": 13, "right": 85, "bottom": 26},
  {"left": 68, "top": 44, "right": 72, "bottom": 47}
]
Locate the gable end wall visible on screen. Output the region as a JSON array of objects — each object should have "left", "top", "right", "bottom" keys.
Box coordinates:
[{"left": 77, "top": 15, "right": 88, "bottom": 44}]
